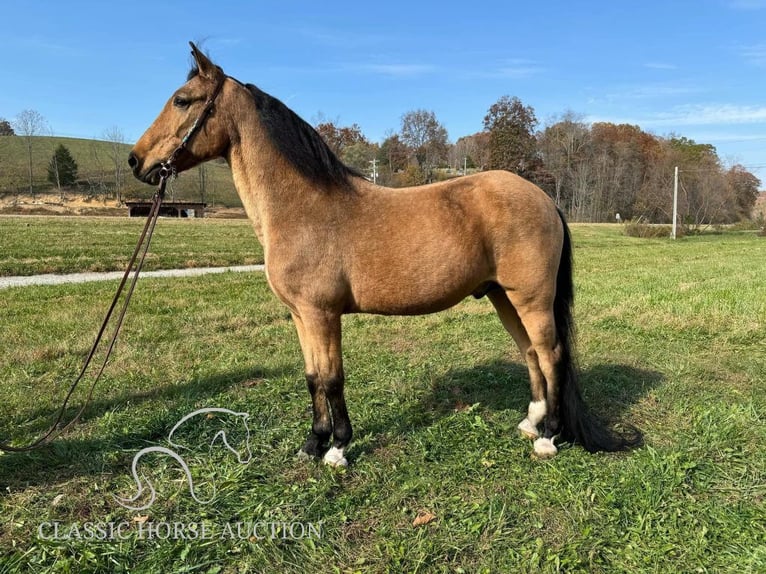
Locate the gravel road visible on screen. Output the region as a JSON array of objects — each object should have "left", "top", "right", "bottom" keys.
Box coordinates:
[{"left": 0, "top": 265, "right": 265, "bottom": 290}]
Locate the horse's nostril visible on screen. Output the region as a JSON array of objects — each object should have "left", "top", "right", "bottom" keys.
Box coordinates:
[{"left": 127, "top": 152, "right": 138, "bottom": 169}]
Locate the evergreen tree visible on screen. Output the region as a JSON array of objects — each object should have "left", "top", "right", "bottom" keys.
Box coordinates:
[
  {"left": 47, "top": 144, "right": 78, "bottom": 188},
  {"left": 0, "top": 118, "right": 14, "bottom": 135}
]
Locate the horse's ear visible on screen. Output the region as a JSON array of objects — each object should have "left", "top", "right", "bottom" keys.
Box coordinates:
[{"left": 189, "top": 41, "right": 218, "bottom": 79}]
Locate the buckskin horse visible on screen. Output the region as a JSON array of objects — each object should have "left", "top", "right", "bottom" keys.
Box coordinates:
[{"left": 129, "top": 43, "right": 641, "bottom": 466}]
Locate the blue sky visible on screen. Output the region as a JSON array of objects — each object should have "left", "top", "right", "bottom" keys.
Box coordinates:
[{"left": 3, "top": 0, "right": 766, "bottom": 183}]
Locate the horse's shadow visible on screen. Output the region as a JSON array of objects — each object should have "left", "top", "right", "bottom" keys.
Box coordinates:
[
  {"left": 0, "top": 361, "right": 662, "bottom": 491},
  {"left": 351, "top": 360, "right": 662, "bottom": 459}
]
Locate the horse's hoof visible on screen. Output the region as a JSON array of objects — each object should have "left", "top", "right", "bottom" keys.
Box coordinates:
[
  {"left": 531, "top": 437, "right": 558, "bottom": 459},
  {"left": 518, "top": 418, "right": 540, "bottom": 440},
  {"left": 323, "top": 446, "right": 348, "bottom": 467}
]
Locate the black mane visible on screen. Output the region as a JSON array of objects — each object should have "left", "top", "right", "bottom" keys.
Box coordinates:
[{"left": 188, "top": 65, "right": 362, "bottom": 191}]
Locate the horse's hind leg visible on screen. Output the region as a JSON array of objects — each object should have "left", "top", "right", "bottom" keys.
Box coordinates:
[
  {"left": 510, "top": 303, "right": 563, "bottom": 459},
  {"left": 487, "top": 290, "right": 547, "bottom": 441},
  {"left": 292, "top": 310, "right": 352, "bottom": 467}
]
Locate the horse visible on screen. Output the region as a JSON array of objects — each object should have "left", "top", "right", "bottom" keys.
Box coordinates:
[{"left": 128, "top": 43, "right": 641, "bottom": 466}]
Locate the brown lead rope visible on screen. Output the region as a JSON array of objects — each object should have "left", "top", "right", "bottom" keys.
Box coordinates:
[{"left": 0, "top": 174, "right": 168, "bottom": 452}]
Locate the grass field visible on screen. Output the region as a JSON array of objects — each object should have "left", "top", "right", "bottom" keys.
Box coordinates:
[
  {"left": 0, "top": 222, "right": 764, "bottom": 573},
  {"left": 0, "top": 216, "right": 263, "bottom": 276}
]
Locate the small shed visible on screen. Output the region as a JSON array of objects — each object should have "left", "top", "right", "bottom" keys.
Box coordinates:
[{"left": 126, "top": 201, "right": 206, "bottom": 218}]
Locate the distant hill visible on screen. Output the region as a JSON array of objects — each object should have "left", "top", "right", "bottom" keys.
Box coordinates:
[{"left": 0, "top": 135, "right": 241, "bottom": 207}]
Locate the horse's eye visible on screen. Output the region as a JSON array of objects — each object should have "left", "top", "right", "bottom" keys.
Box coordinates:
[{"left": 173, "top": 96, "right": 191, "bottom": 109}]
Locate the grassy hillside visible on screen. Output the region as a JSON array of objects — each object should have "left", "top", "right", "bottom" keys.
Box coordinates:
[{"left": 0, "top": 135, "right": 242, "bottom": 207}]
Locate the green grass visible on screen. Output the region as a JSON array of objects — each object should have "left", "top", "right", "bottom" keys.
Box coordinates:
[
  {"left": 0, "top": 223, "right": 764, "bottom": 573},
  {"left": 0, "top": 216, "right": 263, "bottom": 276},
  {"left": 0, "top": 135, "right": 242, "bottom": 206}
]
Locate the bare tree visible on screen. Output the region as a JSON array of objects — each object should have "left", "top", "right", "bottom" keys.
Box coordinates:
[
  {"left": 538, "top": 111, "right": 590, "bottom": 213},
  {"left": 400, "top": 109, "right": 449, "bottom": 182},
  {"left": 13, "top": 109, "right": 47, "bottom": 198},
  {"left": 103, "top": 126, "right": 126, "bottom": 203},
  {"left": 198, "top": 163, "right": 209, "bottom": 204}
]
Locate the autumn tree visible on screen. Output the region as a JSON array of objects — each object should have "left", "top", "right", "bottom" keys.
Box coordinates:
[
  {"left": 588, "top": 123, "right": 659, "bottom": 221},
  {"left": 483, "top": 96, "right": 538, "bottom": 176},
  {"left": 449, "top": 132, "right": 490, "bottom": 172},
  {"left": 726, "top": 164, "right": 760, "bottom": 219},
  {"left": 315, "top": 121, "right": 368, "bottom": 157},
  {"left": 377, "top": 133, "right": 409, "bottom": 184}
]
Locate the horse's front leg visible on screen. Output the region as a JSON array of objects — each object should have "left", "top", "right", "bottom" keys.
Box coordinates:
[{"left": 292, "top": 310, "right": 352, "bottom": 467}]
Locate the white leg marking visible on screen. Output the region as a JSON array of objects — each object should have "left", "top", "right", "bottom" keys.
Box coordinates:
[
  {"left": 518, "top": 400, "right": 546, "bottom": 439},
  {"left": 518, "top": 418, "right": 540, "bottom": 439},
  {"left": 533, "top": 437, "right": 558, "bottom": 459},
  {"left": 527, "top": 400, "right": 546, "bottom": 425},
  {"left": 323, "top": 446, "right": 348, "bottom": 467}
]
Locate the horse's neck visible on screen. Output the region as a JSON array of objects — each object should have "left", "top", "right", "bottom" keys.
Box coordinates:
[
  {"left": 226, "top": 122, "right": 352, "bottom": 248},
  {"left": 226, "top": 130, "right": 296, "bottom": 245}
]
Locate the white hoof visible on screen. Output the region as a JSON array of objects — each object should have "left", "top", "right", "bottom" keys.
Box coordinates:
[
  {"left": 323, "top": 446, "right": 348, "bottom": 467},
  {"left": 518, "top": 418, "right": 540, "bottom": 440},
  {"left": 532, "top": 437, "right": 558, "bottom": 459}
]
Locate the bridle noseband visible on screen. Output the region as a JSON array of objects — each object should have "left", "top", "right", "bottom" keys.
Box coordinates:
[{"left": 0, "top": 74, "right": 227, "bottom": 453}]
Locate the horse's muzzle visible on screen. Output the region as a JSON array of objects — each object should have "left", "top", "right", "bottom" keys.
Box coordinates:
[{"left": 128, "top": 152, "right": 162, "bottom": 185}]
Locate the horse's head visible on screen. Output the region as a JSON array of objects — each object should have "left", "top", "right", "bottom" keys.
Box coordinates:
[{"left": 128, "top": 42, "right": 230, "bottom": 185}]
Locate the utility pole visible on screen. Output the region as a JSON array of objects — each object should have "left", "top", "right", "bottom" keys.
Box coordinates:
[
  {"left": 463, "top": 156, "right": 467, "bottom": 176},
  {"left": 672, "top": 166, "right": 679, "bottom": 239},
  {"left": 369, "top": 158, "right": 378, "bottom": 184}
]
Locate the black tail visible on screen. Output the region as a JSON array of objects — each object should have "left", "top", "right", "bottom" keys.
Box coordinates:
[{"left": 554, "top": 210, "right": 643, "bottom": 453}]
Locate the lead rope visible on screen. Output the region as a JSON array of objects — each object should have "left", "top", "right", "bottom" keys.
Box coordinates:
[
  {"left": 1, "top": 71, "right": 226, "bottom": 453},
  {"left": 0, "top": 171, "right": 169, "bottom": 452}
]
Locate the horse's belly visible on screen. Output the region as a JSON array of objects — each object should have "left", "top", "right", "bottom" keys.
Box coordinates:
[{"left": 348, "top": 265, "right": 491, "bottom": 316}]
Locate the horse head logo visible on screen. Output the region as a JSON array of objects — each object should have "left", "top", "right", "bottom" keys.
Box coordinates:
[{"left": 114, "top": 408, "right": 253, "bottom": 511}]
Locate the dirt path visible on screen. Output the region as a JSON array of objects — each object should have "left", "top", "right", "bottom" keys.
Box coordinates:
[{"left": 0, "top": 265, "right": 265, "bottom": 290}]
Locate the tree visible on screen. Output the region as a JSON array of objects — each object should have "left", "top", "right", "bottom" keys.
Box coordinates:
[
  {"left": 378, "top": 133, "right": 409, "bottom": 182},
  {"left": 341, "top": 141, "right": 379, "bottom": 176},
  {"left": 483, "top": 96, "right": 538, "bottom": 176},
  {"left": 0, "top": 118, "right": 14, "bottom": 136},
  {"left": 103, "top": 126, "right": 126, "bottom": 203},
  {"left": 538, "top": 111, "right": 591, "bottom": 212},
  {"left": 13, "top": 109, "right": 47, "bottom": 197},
  {"left": 399, "top": 109, "right": 449, "bottom": 182},
  {"left": 450, "top": 132, "right": 490, "bottom": 173},
  {"left": 198, "top": 163, "right": 210, "bottom": 204},
  {"left": 315, "top": 121, "right": 368, "bottom": 157},
  {"left": 47, "top": 144, "right": 78, "bottom": 189},
  {"left": 726, "top": 164, "right": 760, "bottom": 220},
  {"left": 594, "top": 123, "right": 660, "bottom": 221}
]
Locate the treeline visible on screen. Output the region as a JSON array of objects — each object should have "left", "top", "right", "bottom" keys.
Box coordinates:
[
  {"left": 317, "top": 98, "right": 761, "bottom": 225},
  {"left": 3, "top": 96, "right": 762, "bottom": 224}
]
